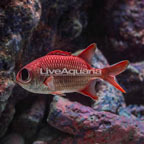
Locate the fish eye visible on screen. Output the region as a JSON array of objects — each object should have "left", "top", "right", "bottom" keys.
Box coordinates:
[{"left": 20, "top": 68, "right": 31, "bottom": 82}]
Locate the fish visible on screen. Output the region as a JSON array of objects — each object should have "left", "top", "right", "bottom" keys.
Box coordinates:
[{"left": 16, "top": 43, "right": 129, "bottom": 100}]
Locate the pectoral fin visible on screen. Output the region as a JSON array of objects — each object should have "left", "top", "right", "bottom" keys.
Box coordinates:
[{"left": 44, "top": 76, "right": 55, "bottom": 90}]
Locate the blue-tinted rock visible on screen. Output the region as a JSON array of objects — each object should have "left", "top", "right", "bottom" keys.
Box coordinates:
[{"left": 91, "top": 47, "right": 126, "bottom": 113}]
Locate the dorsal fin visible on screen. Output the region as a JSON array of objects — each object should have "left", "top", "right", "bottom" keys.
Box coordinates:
[
  {"left": 43, "top": 76, "right": 55, "bottom": 90},
  {"left": 47, "top": 50, "right": 71, "bottom": 56},
  {"left": 78, "top": 43, "right": 96, "bottom": 65}
]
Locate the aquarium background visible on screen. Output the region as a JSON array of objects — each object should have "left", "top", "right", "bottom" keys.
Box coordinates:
[{"left": 0, "top": 0, "right": 144, "bottom": 144}]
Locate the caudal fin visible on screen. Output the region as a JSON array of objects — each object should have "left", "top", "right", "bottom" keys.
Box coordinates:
[{"left": 102, "top": 60, "right": 129, "bottom": 93}]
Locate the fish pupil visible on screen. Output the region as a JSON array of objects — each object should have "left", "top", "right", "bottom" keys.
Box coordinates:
[{"left": 21, "top": 68, "right": 29, "bottom": 81}]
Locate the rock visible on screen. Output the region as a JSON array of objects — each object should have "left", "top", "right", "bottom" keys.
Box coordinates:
[
  {"left": 0, "top": 77, "right": 15, "bottom": 102},
  {"left": 105, "top": 0, "right": 144, "bottom": 62},
  {"left": 33, "top": 141, "right": 47, "bottom": 144},
  {"left": 0, "top": 0, "right": 41, "bottom": 60},
  {"left": 11, "top": 96, "right": 46, "bottom": 142},
  {"left": 47, "top": 96, "right": 144, "bottom": 144},
  {"left": 91, "top": 46, "right": 126, "bottom": 113},
  {"left": 0, "top": 103, "right": 15, "bottom": 138},
  {"left": 0, "top": 101, "right": 7, "bottom": 116},
  {"left": 92, "top": 79, "right": 126, "bottom": 114},
  {"left": 0, "top": 52, "right": 15, "bottom": 103},
  {"left": 0, "top": 0, "right": 41, "bottom": 139},
  {"left": 0, "top": 133, "right": 24, "bottom": 144},
  {"left": 0, "top": 0, "right": 41, "bottom": 127},
  {"left": 26, "top": 0, "right": 90, "bottom": 62},
  {"left": 66, "top": 46, "right": 127, "bottom": 113},
  {"left": 32, "top": 125, "right": 73, "bottom": 144},
  {"left": 125, "top": 105, "right": 144, "bottom": 121},
  {"left": 33, "top": 137, "right": 74, "bottom": 144},
  {"left": 1, "top": 0, "right": 92, "bottom": 142},
  {"left": 105, "top": 0, "right": 118, "bottom": 10},
  {"left": 0, "top": 0, "right": 144, "bottom": 143},
  {"left": 117, "top": 106, "right": 135, "bottom": 119},
  {"left": 117, "top": 62, "right": 144, "bottom": 105}
]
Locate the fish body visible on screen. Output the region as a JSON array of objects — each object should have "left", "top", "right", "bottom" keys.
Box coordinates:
[{"left": 16, "top": 43, "right": 129, "bottom": 100}]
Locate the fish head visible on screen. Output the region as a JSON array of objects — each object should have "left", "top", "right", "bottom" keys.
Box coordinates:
[{"left": 16, "top": 62, "right": 43, "bottom": 93}]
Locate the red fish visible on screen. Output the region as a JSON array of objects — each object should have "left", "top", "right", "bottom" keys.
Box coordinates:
[{"left": 16, "top": 43, "right": 129, "bottom": 100}]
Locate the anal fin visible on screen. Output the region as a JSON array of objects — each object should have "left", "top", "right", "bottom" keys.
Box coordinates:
[
  {"left": 79, "top": 79, "right": 98, "bottom": 100},
  {"left": 51, "top": 91, "right": 66, "bottom": 96}
]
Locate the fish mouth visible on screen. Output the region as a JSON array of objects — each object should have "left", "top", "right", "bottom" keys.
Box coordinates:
[
  {"left": 16, "top": 71, "right": 21, "bottom": 84},
  {"left": 16, "top": 72, "right": 24, "bottom": 85}
]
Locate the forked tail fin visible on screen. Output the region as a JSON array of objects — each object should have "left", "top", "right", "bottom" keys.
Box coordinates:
[{"left": 102, "top": 60, "right": 129, "bottom": 93}]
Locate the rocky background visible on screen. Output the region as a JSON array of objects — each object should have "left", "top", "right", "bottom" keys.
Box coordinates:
[{"left": 0, "top": 0, "right": 144, "bottom": 144}]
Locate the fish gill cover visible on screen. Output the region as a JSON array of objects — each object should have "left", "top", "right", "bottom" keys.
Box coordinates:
[{"left": 0, "top": 0, "right": 144, "bottom": 144}]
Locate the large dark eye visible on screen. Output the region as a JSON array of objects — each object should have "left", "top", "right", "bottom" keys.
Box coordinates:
[{"left": 20, "top": 68, "right": 30, "bottom": 81}]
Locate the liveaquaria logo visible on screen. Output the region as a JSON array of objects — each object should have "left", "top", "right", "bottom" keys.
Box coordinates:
[{"left": 40, "top": 68, "right": 102, "bottom": 76}]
